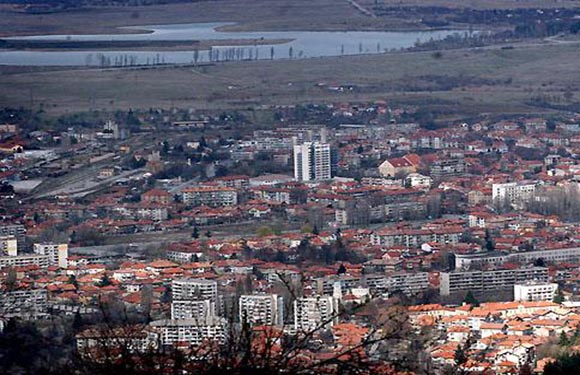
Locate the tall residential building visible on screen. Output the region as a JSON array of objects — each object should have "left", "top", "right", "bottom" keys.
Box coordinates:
[
  {"left": 0, "top": 236, "right": 17, "bottom": 256},
  {"left": 172, "top": 278, "right": 218, "bottom": 303},
  {"left": 239, "top": 294, "right": 284, "bottom": 326},
  {"left": 0, "top": 289, "right": 48, "bottom": 318},
  {"left": 171, "top": 299, "right": 215, "bottom": 321},
  {"left": 150, "top": 317, "right": 228, "bottom": 346},
  {"left": 293, "top": 142, "right": 331, "bottom": 181},
  {"left": 33, "top": 243, "right": 68, "bottom": 268},
  {"left": 492, "top": 181, "right": 537, "bottom": 208},
  {"left": 171, "top": 278, "right": 218, "bottom": 322},
  {"left": 0, "top": 224, "right": 26, "bottom": 250},
  {"left": 294, "top": 295, "right": 336, "bottom": 331}
]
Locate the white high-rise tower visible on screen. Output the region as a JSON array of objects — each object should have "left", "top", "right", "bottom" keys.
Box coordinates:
[{"left": 293, "top": 142, "right": 331, "bottom": 181}]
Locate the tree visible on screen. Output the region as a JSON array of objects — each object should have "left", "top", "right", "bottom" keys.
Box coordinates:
[
  {"left": 312, "top": 225, "right": 320, "bottom": 235},
  {"left": 533, "top": 257, "right": 546, "bottom": 267},
  {"left": 191, "top": 226, "right": 199, "bottom": 239},
  {"left": 337, "top": 264, "right": 347, "bottom": 275},
  {"left": 73, "top": 310, "right": 83, "bottom": 330},
  {"left": 205, "top": 230, "right": 212, "bottom": 238},
  {"left": 68, "top": 275, "right": 79, "bottom": 290},
  {"left": 256, "top": 226, "right": 274, "bottom": 237},
  {"left": 544, "top": 353, "right": 580, "bottom": 375},
  {"left": 463, "top": 291, "right": 480, "bottom": 307},
  {"left": 559, "top": 330, "right": 569, "bottom": 346},
  {"left": 454, "top": 344, "right": 467, "bottom": 367},
  {"left": 4, "top": 267, "right": 17, "bottom": 291},
  {"left": 484, "top": 229, "right": 495, "bottom": 252},
  {"left": 96, "top": 274, "right": 113, "bottom": 287},
  {"left": 160, "top": 286, "right": 172, "bottom": 304},
  {"left": 140, "top": 285, "right": 153, "bottom": 323},
  {"left": 519, "top": 362, "right": 533, "bottom": 375},
  {"left": 553, "top": 287, "right": 565, "bottom": 304}
]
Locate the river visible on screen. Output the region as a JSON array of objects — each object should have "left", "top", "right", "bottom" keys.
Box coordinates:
[{"left": 0, "top": 22, "right": 463, "bottom": 66}]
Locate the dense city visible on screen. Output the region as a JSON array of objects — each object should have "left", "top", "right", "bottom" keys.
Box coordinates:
[{"left": 2, "top": 103, "right": 580, "bottom": 374}]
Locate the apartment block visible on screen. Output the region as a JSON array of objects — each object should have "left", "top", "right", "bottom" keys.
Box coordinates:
[
  {"left": 440, "top": 267, "right": 549, "bottom": 296},
  {"left": 239, "top": 294, "right": 284, "bottom": 326},
  {"left": 172, "top": 278, "right": 218, "bottom": 303},
  {"left": 514, "top": 281, "right": 558, "bottom": 302},
  {"left": 294, "top": 296, "right": 336, "bottom": 331},
  {"left": 0, "top": 224, "right": 26, "bottom": 250},
  {"left": 150, "top": 317, "right": 228, "bottom": 346},
  {"left": 371, "top": 227, "right": 463, "bottom": 248},
  {"left": 455, "top": 247, "right": 580, "bottom": 270},
  {"left": 182, "top": 187, "right": 238, "bottom": 207},
  {"left": 171, "top": 299, "right": 215, "bottom": 321},
  {"left": 293, "top": 142, "right": 331, "bottom": 181},
  {"left": 33, "top": 243, "right": 68, "bottom": 268},
  {"left": 0, "top": 254, "right": 50, "bottom": 269},
  {"left": 0, "top": 236, "right": 17, "bottom": 256},
  {"left": 0, "top": 289, "right": 48, "bottom": 317},
  {"left": 492, "top": 182, "right": 537, "bottom": 207}
]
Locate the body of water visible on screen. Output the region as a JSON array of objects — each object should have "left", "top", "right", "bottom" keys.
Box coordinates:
[{"left": 0, "top": 23, "right": 463, "bottom": 66}]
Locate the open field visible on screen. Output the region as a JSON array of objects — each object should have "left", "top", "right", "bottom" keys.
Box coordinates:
[
  {"left": 0, "top": 0, "right": 387, "bottom": 37},
  {"left": 360, "top": 0, "right": 580, "bottom": 10},
  {"left": 2, "top": 0, "right": 577, "bottom": 39},
  {"left": 2, "top": 40, "right": 580, "bottom": 117}
]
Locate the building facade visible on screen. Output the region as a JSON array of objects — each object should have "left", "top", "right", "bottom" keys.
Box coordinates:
[
  {"left": 514, "top": 282, "right": 558, "bottom": 302},
  {"left": 440, "top": 267, "right": 549, "bottom": 296},
  {"left": 239, "top": 294, "right": 284, "bottom": 326},
  {"left": 294, "top": 296, "right": 336, "bottom": 331},
  {"left": 293, "top": 142, "right": 331, "bottom": 181},
  {"left": 33, "top": 243, "right": 68, "bottom": 268}
]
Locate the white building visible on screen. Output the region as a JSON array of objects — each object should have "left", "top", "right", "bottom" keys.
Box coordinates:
[
  {"left": 182, "top": 187, "right": 238, "bottom": 207},
  {"left": 514, "top": 281, "right": 558, "bottom": 302},
  {"left": 405, "top": 173, "right": 432, "bottom": 189},
  {"left": 294, "top": 295, "right": 336, "bottom": 331},
  {"left": 293, "top": 142, "right": 331, "bottom": 181},
  {"left": 440, "top": 267, "right": 549, "bottom": 296},
  {"left": 239, "top": 294, "right": 284, "bottom": 326},
  {"left": 33, "top": 243, "right": 68, "bottom": 268},
  {"left": 0, "top": 236, "right": 17, "bottom": 257},
  {"left": 172, "top": 278, "right": 218, "bottom": 303},
  {"left": 0, "top": 254, "right": 49, "bottom": 269},
  {"left": 492, "top": 182, "right": 537, "bottom": 208},
  {"left": 76, "top": 326, "right": 160, "bottom": 353},
  {"left": 171, "top": 299, "right": 215, "bottom": 321},
  {"left": 171, "top": 278, "right": 218, "bottom": 322},
  {"left": 150, "top": 317, "right": 228, "bottom": 346}
]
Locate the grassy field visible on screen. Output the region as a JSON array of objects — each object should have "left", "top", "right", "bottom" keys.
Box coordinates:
[
  {"left": 3, "top": 0, "right": 579, "bottom": 39},
  {"left": 0, "top": 0, "right": 387, "bottom": 37},
  {"left": 1, "top": 41, "right": 579, "bottom": 117},
  {"left": 360, "top": 0, "right": 580, "bottom": 10}
]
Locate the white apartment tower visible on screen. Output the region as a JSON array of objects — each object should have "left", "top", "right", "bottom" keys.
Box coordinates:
[
  {"left": 0, "top": 236, "right": 17, "bottom": 257},
  {"left": 33, "top": 243, "right": 68, "bottom": 268},
  {"left": 293, "top": 142, "right": 331, "bottom": 181},
  {"left": 172, "top": 278, "right": 218, "bottom": 303},
  {"left": 171, "top": 278, "right": 218, "bottom": 321},
  {"left": 294, "top": 295, "right": 336, "bottom": 331},
  {"left": 239, "top": 294, "right": 284, "bottom": 326},
  {"left": 171, "top": 299, "right": 215, "bottom": 321},
  {"left": 492, "top": 182, "right": 537, "bottom": 208}
]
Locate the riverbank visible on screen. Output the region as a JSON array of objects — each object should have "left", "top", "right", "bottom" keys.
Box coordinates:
[{"left": 0, "top": 38, "right": 293, "bottom": 52}]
